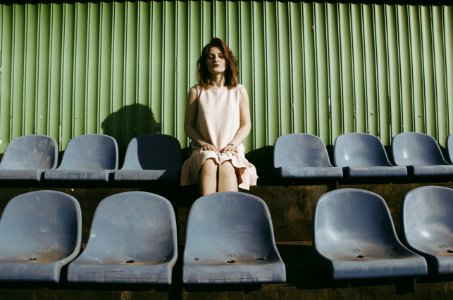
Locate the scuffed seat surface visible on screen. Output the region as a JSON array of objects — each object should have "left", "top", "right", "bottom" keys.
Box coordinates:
[
  {"left": 334, "top": 133, "right": 407, "bottom": 178},
  {"left": 314, "top": 188, "right": 427, "bottom": 280},
  {"left": 44, "top": 134, "right": 118, "bottom": 181},
  {"left": 67, "top": 191, "right": 177, "bottom": 284},
  {"left": 0, "top": 135, "right": 58, "bottom": 181},
  {"left": 274, "top": 133, "right": 342, "bottom": 179},
  {"left": 403, "top": 186, "right": 453, "bottom": 275},
  {"left": 183, "top": 192, "right": 286, "bottom": 284},
  {"left": 392, "top": 132, "right": 453, "bottom": 176},
  {"left": 0, "top": 190, "right": 82, "bottom": 282}
]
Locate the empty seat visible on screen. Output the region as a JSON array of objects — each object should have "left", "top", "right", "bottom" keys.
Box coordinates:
[
  {"left": 314, "top": 188, "right": 427, "bottom": 280},
  {"left": 0, "top": 190, "right": 82, "bottom": 282},
  {"left": 44, "top": 134, "right": 118, "bottom": 181},
  {"left": 114, "top": 134, "right": 182, "bottom": 181},
  {"left": 274, "top": 133, "right": 343, "bottom": 179},
  {"left": 333, "top": 133, "right": 407, "bottom": 177},
  {"left": 183, "top": 192, "right": 286, "bottom": 284},
  {"left": 403, "top": 186, "right": 453, "bottom": 275},
  {"left": 447, "top": 135, "right": 453, "bottom": 163},
  {"left": 0, "top": 135, "right": 58, "bottom": 181},
  {"left": 67, "top": 191, "right": 177, "bottom": 284},
  {"left": 392, "top": 132, "right": 453, "bottom": 176}
]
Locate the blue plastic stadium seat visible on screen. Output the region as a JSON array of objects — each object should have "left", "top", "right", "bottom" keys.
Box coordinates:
[
  {"left": 403, "top": 186, "right": 453, "bottom": 275},
  {"left": 44, "top": 134, "right": 118, "bottom": 181},
  {"left": 333, "top": 133, "right": 407, "bottom": 178},
  {"left": 274, "top": 133, "right": 343, "bottom": 179},
  {"left": 0, "top": 190, "right": 82, "bottom": 282},
  {"left": 183, "top": 192, "right": 286, "bottom": 284},
  {"left": 314, "top": 188, "right": 427, "bottom": 280},
  {"left": 114, "top": 134, "right": 182, "bottom": 181},
  {"left": 67, "top": 191, "right": 177, "bottom": 284},
  {"left": 392, "top": 132, "right": 453, "bottom": 176},
  {"left": 0, "top": 135, "right": 58, "bottom": 181},
  {"left": 447, "top": 135, "right": 453, "bottom": 163}
]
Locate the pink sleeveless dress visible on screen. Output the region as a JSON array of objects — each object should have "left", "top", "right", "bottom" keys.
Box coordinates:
[{"left": 180, "top": 84, "right": 258, "bottom": 190}]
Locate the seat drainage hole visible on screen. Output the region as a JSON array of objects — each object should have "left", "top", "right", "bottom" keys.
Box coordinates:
[
  {"left": 257, "top": 257, "right": 265, "bottom": 261},
  {"left": 194, "top": 257, "right": 200, "bottom": 261},
  {"left": 447, "top": 249, "right": 453, "bottom": 254},
  {"left": 29, "top": 257, "right": 37, "bottom": 261},
  {"left": 126, "top": 260, "right": 135, "bottom": 264},
  {"left": 227, "top": 260, "right": 236, "bottom": 264},
  {"left": 356, "top": 255, "right": 364, "bottom": 259}
]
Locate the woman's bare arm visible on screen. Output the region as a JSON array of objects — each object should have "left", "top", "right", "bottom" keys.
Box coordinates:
[{"left": 184, "top": 87, "right": 218, "bottom": 151}]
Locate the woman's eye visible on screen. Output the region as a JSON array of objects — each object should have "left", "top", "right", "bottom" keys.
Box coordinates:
[{"left": 207, "top": 54, "right": 224, "bottom": 60}]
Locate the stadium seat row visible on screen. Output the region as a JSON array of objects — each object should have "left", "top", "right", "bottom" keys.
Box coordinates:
[
  {"left": 0, "top": 190, "right": 285, "bottom": 284},
  {"left": 274, "top": 132, "right": 453, "bottom": 179},
  {"left": 1, "top": 187, "right": 453, "bottom": 284},
  {"left": 1, "top": 132, "right": 453, "bottom": 182},
  {"left": 0, "top": 134, "right": 182, "bottom": 182}
]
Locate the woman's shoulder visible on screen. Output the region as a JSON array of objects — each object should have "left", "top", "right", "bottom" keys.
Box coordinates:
[
  {"left": 234, "top": 84, "right": 248, "bottom": 96},
  {"left": 234, "top": 83, "right": 245, "bottom": 89},
  {"left": 228, "top": 84, "right": 246, "bottom": 93},
  {"left": 239, "top": 84, "right": 249, "bottom": 91},
  {"left": 188, "top": 84, "right": 202, "bottom": 97},
  {"left": 186, "top": 85, "right": 203, "bottom": 104},
  {"left": 189, "top": 84, "right": 202, "bottom": 92}
]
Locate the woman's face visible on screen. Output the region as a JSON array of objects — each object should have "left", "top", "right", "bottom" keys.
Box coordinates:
[{"left": 206, "top": 46, "right": 226, "bottom": 76}]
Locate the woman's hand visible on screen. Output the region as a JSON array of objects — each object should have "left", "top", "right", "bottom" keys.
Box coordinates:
[
  {"left": 201, "top": 143, "right": 219, "bottom": 152},
  {"left": 220, "top": 144, "right": 237, "bottom": 153}
]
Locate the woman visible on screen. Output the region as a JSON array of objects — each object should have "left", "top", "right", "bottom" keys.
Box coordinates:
[{"left": 180, "top": 37, "right": 258, "bottom": 195}]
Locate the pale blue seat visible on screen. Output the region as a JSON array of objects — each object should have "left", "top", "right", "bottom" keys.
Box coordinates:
[
  {"left": 403, "top": 186, "right": 453, "bottom": 275},
  {"left": 0, "top": 190, "right": 82, "bottom": 282},
  {"left": 274, "top": 133, "right": 343, "bottom": 179},
  {"left": 314, "top": 188, "right": 427, "bottom": 280},
  {"left": 44, "top": 134, "right": 118, "bottom": 181},
  {"left": 67, "top": 191, "right": 177, "bottom": 284},
  {"left": 392, "top": 132, "right": 453, "bottom": 176},
  {"left": 0, "top": 135, "right": 58, "bottom": 181},
  {"left": 333, "top": 133, "right": 407, "bottom": 177},
  {"left": 183, "top": 192, "right": 286, "bottom": 284},
  {"left": 114, "top": 134, "right": 182, "bottom": 181}
]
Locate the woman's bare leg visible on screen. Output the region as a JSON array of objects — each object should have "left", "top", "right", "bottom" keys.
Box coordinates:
[
  {"left": 218, "top": 161, "right": 238, "bottom": 192},
  {"left": 200, "top": 159, "right": 218, "bottom": 195}
]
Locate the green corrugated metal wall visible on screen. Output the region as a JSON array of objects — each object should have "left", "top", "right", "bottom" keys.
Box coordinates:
[{"left": 0, "top": 1, "right": 452, "bottom": 154}]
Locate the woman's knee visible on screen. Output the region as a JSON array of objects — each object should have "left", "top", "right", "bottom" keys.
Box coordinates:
[
  {"left": 218, "top": 162, "right": 238, "bottom": 192},
  {"left": 201, "top": 159, "right": 218, "bottom": 176},
  {"left": 219, "top": 161, "right": 236, "bottom": 178}
]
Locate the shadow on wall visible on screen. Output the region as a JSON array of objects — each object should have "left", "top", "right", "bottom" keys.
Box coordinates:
[{"left": 101, "top": 104, "right": 161, "bottom": 163}]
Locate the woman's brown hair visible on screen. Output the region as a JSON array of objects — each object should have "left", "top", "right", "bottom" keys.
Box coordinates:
[{"left": 197, "top": 37, "right": 239, "bottom": 88}]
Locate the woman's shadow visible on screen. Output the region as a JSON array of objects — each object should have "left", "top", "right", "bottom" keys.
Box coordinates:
[{"left": 101, "top": 103, "right": 161, "bottom": 161}]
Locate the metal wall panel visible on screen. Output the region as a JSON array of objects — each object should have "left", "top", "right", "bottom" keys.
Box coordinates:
[{"left": 0, "top": 2, "right": 452, "bottom": 155}]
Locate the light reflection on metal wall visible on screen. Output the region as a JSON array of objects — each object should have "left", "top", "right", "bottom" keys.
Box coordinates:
[{"left": 0, "top": 2, "right": 452, "bottom": 154}]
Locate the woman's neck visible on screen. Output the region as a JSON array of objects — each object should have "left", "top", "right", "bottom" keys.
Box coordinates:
[{"left": 209, "top": 74, "right": 225, "bottom": 88}]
